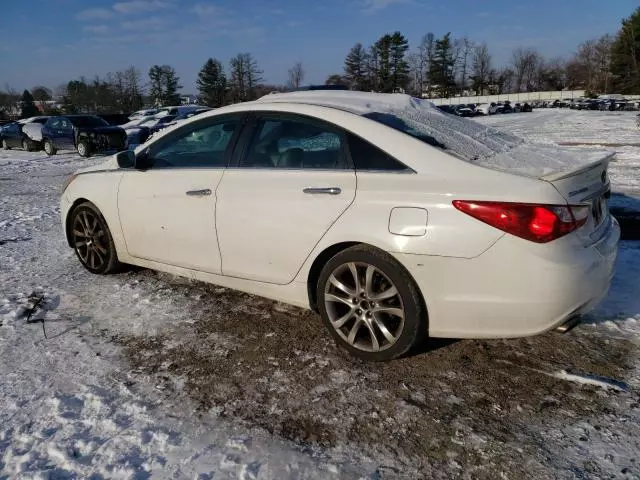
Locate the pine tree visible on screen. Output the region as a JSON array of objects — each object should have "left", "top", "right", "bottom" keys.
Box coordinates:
[
  {"left": 20, "top": 90, "right": 39, "bottom": 118},
  {"left": 344, "top": 43, "right": 369, "bottom": 91},
  {"left": 610, "top": 7, "right": 640, "bottom": 93},
  {"left": 389, "top": 31, "right": 410, "bottom": 92},
  {"left": 161, "top": 65, "right": 182, "bottom": 106},
  {"left": 148, "top": 65, "right": 164, "bottom": 106},
  {"left": 197, "top": 58, "right": 227, "bottom": 107},
  {"left": 375, "top": 34, "right": 393, "bottom": 92},
  {"left": 428, "top": 33, "right": 457, "bottom": 98}
]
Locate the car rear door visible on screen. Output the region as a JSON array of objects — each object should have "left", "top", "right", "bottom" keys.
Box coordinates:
[
  {"left": 215, "top": 112, "right": 356, "bottom": 284},
  {"left": 117, "top": 114, "right": 243, "bottom": 273},
  {"left": 55, "top": 118, "right": 75, "bottom": 149}
]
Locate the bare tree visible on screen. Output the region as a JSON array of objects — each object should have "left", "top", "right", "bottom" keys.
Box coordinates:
[
  {"left": 287, "top": 61, "right": 305, "bottom": 89},
  {"left": 457, "top": 37, "right": 474, "bottom": 95},
  {"left": 470, "top": 42, "right": 492, "bottom": 95},
  {"left": 566, "top": 35, "right": 613, "bottom": 93},
  {"left": 407, "top": 33, "right": 435, "bottom": 97},
  {"left": 511, "top": 47, "right": 542, "bottom": 92}
]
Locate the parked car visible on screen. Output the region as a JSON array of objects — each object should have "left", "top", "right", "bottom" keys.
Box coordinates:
[
  {"left": 454, "top": 105, "right": 475, "bottom": 117},
  {"left": 488, "top": 102, "right": 503, "bottom": 114},
  {"left": 155, "top": 105, "right": 210, "bottom": 120},
  {"left": 0, "top": 122, "right": 40, "bottom": 151},
  {"left": 475, "top": 103, "right": 491, "bottom": 115},
  {"left": 60, "top": 91, "right": 619, "bottom": 361},
  {"left": 124, "top": 115, "right": 178, "bottom": 149},
  {"left": 42, "top": 115, "right": 127, "bottom": 157},
  {"left": 521, "top": 102, "right": 533, "bottom": 113},
  {"left": 129, "top": 108, "right": 158, "bottom": 121},
  {"left": 437, "top": 105, "right": 456, "bottom": 115}
]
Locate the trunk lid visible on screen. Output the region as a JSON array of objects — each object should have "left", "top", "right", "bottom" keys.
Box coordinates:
[{"left": 543, "top": 152, "right": 615, "bottom": 243}]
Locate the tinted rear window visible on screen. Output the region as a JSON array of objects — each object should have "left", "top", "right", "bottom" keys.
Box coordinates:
[{"left": 362, "top": 106, "right": 522, "bottom": 162}]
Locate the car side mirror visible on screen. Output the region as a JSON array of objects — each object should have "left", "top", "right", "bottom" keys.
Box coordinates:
[{"left": 116, "top": 150, "right": 135, "bottom": 169}]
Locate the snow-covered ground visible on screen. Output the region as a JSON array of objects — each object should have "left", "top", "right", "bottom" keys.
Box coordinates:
[{"left": 1, "top": 110, "right": 639, "bottom": 479}]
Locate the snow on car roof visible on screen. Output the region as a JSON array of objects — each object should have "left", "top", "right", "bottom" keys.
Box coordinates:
[{"left": 255, "top": 91, "right": 613, "bottom": 178}]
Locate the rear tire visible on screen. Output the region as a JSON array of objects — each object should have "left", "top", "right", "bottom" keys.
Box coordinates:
[
  {"left": 316, "top": 245, "right": 427, "bottom": 362},
  {"left": 22, "top": 138, "right": 34, "bottom": 152},
  {"left": 69, "top": 202, "right": 123, "bottom": 274},
  {"left": 43, "top": 139, "right": 56, "bottom": 156},
  {"left": 2, "top": 139, "right": 10, "bottom": 150}
]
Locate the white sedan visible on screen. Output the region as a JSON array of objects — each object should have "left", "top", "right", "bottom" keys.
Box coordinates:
[{"left": 60, "top": 91, "right": 619, "bottom": 361}]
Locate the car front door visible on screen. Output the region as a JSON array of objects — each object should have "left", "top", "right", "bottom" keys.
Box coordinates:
[
  {"left": 117, "top": 114, "right": 242, "bottom": 273},
  {"left": 215, "top": 112, "right": 356, "bottom": 284}
]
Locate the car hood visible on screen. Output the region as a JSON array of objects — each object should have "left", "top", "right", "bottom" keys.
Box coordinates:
[
  {"left": 75, "top": 155, "right": 119, "bottom": 174},
  {"left": 79, "top": 126, "right": 125, "bottom": 135}
]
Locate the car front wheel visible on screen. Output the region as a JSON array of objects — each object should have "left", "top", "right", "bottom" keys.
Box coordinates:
[
  {"left": 70, "top": 202, "right": 122, "bottom": 274},
  {"left": 77, "top": 140, "right": 92, "bottom": 158},
  {"left": 2, "top": 139, "right": 10, "bottom": 150},
  {"left": 317, "top": 245, "right": 427, "bottom": 361}
]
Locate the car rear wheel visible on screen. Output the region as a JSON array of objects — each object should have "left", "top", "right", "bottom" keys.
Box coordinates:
[
  {"left": 2, "top": 139, "right": 10, "bottom": 150},
  {"left": 317, "top": 245, "right": 427, "bottom": 361},
  {"left": 22, "top": 138, "right": 34, "bottom": 152},
  {"left": 77, "top": 140, "right": 91, "bottom": 158},
  {"left": 70, "top": 202, "right": 122, "bottom": 274},
  {"left": 43, "top": 139, "right": 56, "bottom": 156}
]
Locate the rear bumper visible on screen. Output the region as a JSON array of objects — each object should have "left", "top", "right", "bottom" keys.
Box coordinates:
[{"left": 393, "top": 216, "right": 620, "bottom": 339}]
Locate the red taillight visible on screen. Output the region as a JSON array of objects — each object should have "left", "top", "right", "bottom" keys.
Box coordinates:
[{"left": 452, "top": 201, "right": 589, "bottom": 243}]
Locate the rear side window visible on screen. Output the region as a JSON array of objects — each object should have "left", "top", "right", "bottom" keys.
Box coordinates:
[
  {"left": 347, "top": 134, "right": 411, "bottom": 172},
  {"left": 240, "top": 116, "right": 349, "bottom": 169}
]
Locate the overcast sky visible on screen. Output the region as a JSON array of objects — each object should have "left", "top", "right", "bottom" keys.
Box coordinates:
[{"left": 0, "top": 0, "right": 635, "bottom": 93}]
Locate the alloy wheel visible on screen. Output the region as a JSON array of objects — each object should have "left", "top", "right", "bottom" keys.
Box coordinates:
[
  {"left": 77, "top": 143, "right": 86, "bottom": 156},
  {"left": 72, "top": 210, "right": 108, "bottom": 270},
  {"left": 323, "top": 262, "right": 405, "bottom": 352},
  {"left": 44, "top": 141, "right": 52, "bottom": 154}
]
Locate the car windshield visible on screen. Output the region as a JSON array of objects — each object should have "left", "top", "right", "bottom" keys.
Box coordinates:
[{"left": 69, "top": 116, "right": 109, "bottom": 128}]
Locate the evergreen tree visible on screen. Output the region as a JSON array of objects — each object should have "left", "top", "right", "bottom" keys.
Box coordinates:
[
  {"left": 20, "top": 90, "right": 39, "bottom": 118},
  {"left": 344, "top": 43, "right": 369, "bottom": 91},
  {"left": 389, "top": 31, "right": 410, "bottom": 92},
  {"left": 428, "top": 33, "right": 457, "bottom": 98},
  {"left": 610, "top": 7, "right": 640, "bottom": 93},
  {"left": 375, "top": 34, "right": 393, "bottom": 92},
  {"left": 148, "top": 65, "right": 182, "bottom": 106},
  {"left": 197, "top": 58, "right": 227, "bottom": 107},
  {"left": 148, "top": 65, "right": 164, "bottom": 106},
  {"left": 162, "top": 65, "right": 182, "bottom": 105}
]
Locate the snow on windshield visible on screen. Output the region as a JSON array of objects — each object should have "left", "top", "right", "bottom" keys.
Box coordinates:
[{"left": 257, "top": 92, "right": 613, "bottom": 178}]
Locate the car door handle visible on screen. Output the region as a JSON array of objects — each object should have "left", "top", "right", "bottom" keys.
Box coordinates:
[
  {"left": 303, "top": 187, "right": 342, "bottom": 195},
  {"left": 186, "top": 189, "right": 212, "bottom": 197}
]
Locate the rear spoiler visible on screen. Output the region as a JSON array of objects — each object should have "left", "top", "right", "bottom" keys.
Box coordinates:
[{"left": 540, "top": 152, "right": 615, "bottom": 182}]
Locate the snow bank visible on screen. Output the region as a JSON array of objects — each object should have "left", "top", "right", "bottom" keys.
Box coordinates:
[{"left": 258, "top": 91, "right": 613, "bottom": 178}]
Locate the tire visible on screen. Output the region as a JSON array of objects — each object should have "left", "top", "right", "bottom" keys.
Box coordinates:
[
  {"left": 43, "top": 139, "right": 56, "bottom": 156},
  {"left": 316, "top": 245, "right": 427, "bottom": 361},
  {"left": 77, "top": 140, "right": 92, "bottom": 158},
  {"left": 2, "top": 139, "right": 10, "bottom": 150},
  {"left": 69, "top": 202, "right": 123, "bottom": 274},
  {"left": 22, "top": 138, "right": 34, "bottom": 152}
]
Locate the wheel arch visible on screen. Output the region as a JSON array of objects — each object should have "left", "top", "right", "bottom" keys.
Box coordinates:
[
  {"left": 307, "top": 241, "right": 429, "bottom": 319},
  {"left": 65, "top": 198, "right": 94, "bottom": 247},
  {"left": 307, "top": 242, "right": 360, "bottom": 312}
]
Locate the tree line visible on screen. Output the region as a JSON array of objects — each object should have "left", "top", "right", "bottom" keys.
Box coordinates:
[
  {"left": 1, "top": 6, "right": 640, "bottom": 118},
  {"left": 332, "top": 6, "right": 640, "bottom": 98}
]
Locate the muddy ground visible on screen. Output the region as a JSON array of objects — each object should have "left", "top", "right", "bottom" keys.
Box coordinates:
[{"left": 113, "top": 269, "right": 640, "bottom": 480}]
